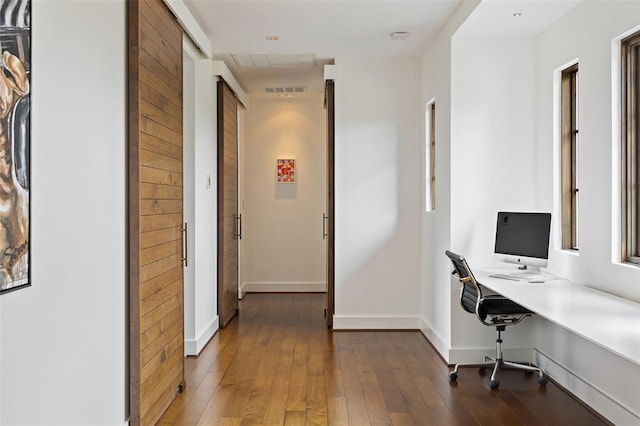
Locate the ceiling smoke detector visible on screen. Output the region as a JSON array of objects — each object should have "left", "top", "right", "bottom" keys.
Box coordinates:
[{"left": 390, "top": 31, "right": 410, "bottom": 40}]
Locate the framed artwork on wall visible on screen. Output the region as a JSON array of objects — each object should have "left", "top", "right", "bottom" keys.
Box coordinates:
[
  {"left": 0, "top": 0, "right": 30, "bottom": 294},
  {"left": 276, "top": 159, "right": 295, "bottom": 184}
]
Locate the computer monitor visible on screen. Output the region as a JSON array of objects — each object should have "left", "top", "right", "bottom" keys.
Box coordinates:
[{"left": 494, "top": 212, "right": 552, "bottom": 274}]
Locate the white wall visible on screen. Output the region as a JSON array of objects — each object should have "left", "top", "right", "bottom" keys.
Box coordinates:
[
  {"left": 420, "top": 1, "right": 640, "bottom": 423},
  {"left": 448, "top": 36, "right": 539, "bottom": 358},
  {"left": 1, "top": 1, "right": 127, "bottom": 424},
  {"left": 183, "top": 42, "right": 197, "bottom": 354},
  {"left": 536, "top": 0, "right": 640, "bottom": 303},
  {"left": 534, "top": 2, "right": 640, "bottom": 423},
  {"left": 192, "top": 59, "right": 218, "bottom": 353},
  {"left": 242, "top": 97, "right": 326, "bottom": 293},
  {"left": 450, "top": 38, "right": 538, "bottom": 264},
  {"left": 420, "top": 0, "right": 478, "bottom": 357},
  {"left": 333, "top": 58, "right": 422, "bottom": 329},
  {"left": 239, "top": 107, "right": 247, "bottom": 296}
]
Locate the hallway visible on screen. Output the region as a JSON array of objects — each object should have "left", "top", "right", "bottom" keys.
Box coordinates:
[{"left": 158, "top": 293, "right": 607, "bottom": 425}]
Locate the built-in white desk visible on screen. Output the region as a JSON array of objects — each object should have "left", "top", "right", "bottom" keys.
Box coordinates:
[{"left": 475, "top": 270, "right": 640, "bottom": 367}]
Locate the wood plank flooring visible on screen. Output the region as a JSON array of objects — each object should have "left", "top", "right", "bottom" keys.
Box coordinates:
[{"left": 158, "top": 293, "right": 609, "bottom": 425}]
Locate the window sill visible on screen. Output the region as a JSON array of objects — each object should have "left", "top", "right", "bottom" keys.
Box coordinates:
[
  {"left": 618, "top": 259, "right": 640, "bottom": 268},
  {"left": 556, "top": 248, "right": 579, "bottom": 257}
]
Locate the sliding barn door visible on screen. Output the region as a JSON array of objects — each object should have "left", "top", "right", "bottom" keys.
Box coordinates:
[
  {"left": 128, "top": 1, "right": 184, "bottom": 424},
  {"left": 325, "top": 80, "right": 335, "bottom": 328},
  {"left": 217, "top": 81, "right": 240, "bottom": 327}
]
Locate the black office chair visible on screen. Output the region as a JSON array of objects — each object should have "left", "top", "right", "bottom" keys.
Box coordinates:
[{"left": 445, "top": 250, "right": 547, "bottom": 390}]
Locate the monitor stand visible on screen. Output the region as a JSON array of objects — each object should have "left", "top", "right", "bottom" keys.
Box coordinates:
[{"left": 510, "top": 265, "right": 542, "bottom": 277}]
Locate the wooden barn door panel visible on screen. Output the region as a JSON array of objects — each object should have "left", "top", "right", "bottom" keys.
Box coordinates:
[
  {"left": 129, "top": 1, "right": 184, "bottom": 424},
  {"left": 217, "top": 81, "right": 239, "bottom": 328}
]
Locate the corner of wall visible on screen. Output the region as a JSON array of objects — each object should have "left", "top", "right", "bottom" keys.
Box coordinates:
[
  {"left": 419, "top": 317, "right": 450, "bottom": 362},
  {"left": 185, "top": 316, "right": 219, "bottom": 356}
]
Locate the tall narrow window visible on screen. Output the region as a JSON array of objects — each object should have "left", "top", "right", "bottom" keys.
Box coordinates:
[
  {"left": 622, "top": 31, "right": 640, "bottom": 263},
  {"left": 561, "top": 64, "right": 579, "bottom": 250},
  {"left": 426, "top": 102, "right": 436, "bottom": 211}
]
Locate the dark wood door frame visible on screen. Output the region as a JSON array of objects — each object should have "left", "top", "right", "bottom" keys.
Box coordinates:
[
  {"left": 217, "top": 80, "right": 240, "bottom": 328},
  {"left": 325, "top": 80, "right": 335, "bottom": 328}
]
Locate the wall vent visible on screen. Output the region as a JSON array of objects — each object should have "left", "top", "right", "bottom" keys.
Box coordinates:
[{"left": 264, "top": 86, "right": 307, "bottom": 94}]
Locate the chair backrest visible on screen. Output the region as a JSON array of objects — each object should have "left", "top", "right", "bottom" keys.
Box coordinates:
[{"left": 445, "top": 250, "right": 482, "bottom": 314}]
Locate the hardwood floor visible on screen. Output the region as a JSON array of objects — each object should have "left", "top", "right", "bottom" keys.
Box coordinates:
[{"left": 158, "top": 293, "right": 609, "bottom": 425}]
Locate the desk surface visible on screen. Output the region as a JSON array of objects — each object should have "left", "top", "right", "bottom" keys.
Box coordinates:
[{"left": 475, "top": 270, "right": 640, "bottom": 366}]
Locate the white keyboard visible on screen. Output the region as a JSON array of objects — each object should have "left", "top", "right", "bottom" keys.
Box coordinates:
[
  {"left": 489, "top": 273, "right": 547, "bottom": 283},
  {"left": 489, "top": 273, "right": 522, "bottom": 281}
]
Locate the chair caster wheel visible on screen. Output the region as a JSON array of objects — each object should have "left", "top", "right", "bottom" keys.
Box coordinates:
[
  {"left": 449, "top": 371, "right": 458, "bottom": 381},
  {"left": 538, "top": 377, "right": 548, "bottom": 386},
  {"left": 490, "top": 380, "right": 500, "bottom": 390}
]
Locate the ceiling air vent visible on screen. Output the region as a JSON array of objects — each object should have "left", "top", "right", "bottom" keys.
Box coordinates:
[
  {"left": 264, "top": 86, "right": 307, "bottom": 94},
  {"left": 232, "top": 53, "right": 316, "bottom": 68}
]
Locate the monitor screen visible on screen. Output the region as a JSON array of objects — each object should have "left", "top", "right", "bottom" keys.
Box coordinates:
[{"left": 494, "top": 212, "right": 551, "bottom": 269}]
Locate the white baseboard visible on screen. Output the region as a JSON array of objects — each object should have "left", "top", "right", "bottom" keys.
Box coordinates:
[
  {"left": 536, "top": 350, "right": 640, "bottom": 425},
  {"left": 185, "top": 316, "right": 219, "bottom": 356},
  {"left": 184, "top": 340, "right": 197, "bottom": 356},
  {"left": 448, "top": 347, "right": 535, "bottom": 365},
  {"left": 417, "top": 324, "right": 637, "bottom": 425},
  {"left": 332, "top": 315, "right": 420, "bottom": 330},
  {"left": 419, "top": 318, "right": 450, "bottom": 361},
  {"left": 243, "top": 282, "right": 326, "bottom": 293},
  {"left": 418, "top": 318, "right": 535, "bottom": 365}
]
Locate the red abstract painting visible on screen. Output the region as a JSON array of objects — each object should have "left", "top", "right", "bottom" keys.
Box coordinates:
[{"left": 276, "top": 159, "right": 295, "bottom": 183}]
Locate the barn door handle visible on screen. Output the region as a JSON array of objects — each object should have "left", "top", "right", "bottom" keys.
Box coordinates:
[
  {"left": 234, "top": 214, "right": 242, "bottom": 240},
  {"left": 181, "top": 222, "right": 188, "bottom": 267},
  {"left": 322, "top": 213, "right": 328, "bottom": 239}
]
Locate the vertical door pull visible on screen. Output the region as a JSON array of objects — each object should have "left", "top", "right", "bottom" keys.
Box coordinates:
[
  {"left": 234, "top": 214, "right": 243, "bottom": 240},
  {"left": 181, "top": 222, "right": 188, "bottom": 267},
  {"left": 322, "top": 213, "right": 328, "bottom": 239}
]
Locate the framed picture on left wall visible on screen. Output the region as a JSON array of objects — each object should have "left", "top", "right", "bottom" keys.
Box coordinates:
[{"left": 0, "top": 0, "right": 30, "bottom": 294}]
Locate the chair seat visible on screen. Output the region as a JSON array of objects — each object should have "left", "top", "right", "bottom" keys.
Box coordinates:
[{"left": 479, "top": 297, "right": 532, "bottom": 317}]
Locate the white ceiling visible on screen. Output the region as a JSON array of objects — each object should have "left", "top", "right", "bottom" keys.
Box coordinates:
[
  {"left": 182, "top": 0, "right": 584, "bottom": 97},
  {"left": 455, "top": 0, "right": 581, "bottom": 39},
  {"left": 183, "top": 0, "right": 463, "bottom": 96}
]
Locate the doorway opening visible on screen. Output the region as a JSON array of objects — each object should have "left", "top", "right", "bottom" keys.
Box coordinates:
[{"left": 238, "top": 95, "right": 329, "bottom": 301}]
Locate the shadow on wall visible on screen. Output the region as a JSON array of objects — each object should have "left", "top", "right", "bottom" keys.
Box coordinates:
[
  {"left": 337, "top": 122, "right": 399, "bottom": 279},
  {"left": 275, "top": 183, "right": 297, "bottom": 199}
]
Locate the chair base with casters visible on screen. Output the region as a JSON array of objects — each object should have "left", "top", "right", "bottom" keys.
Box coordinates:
[
  {"left": 445, "top": 250, "right": 547, "bottom": 390},
  {"left": 448, "top": 325, "right": 547, "bottom": 390}
]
